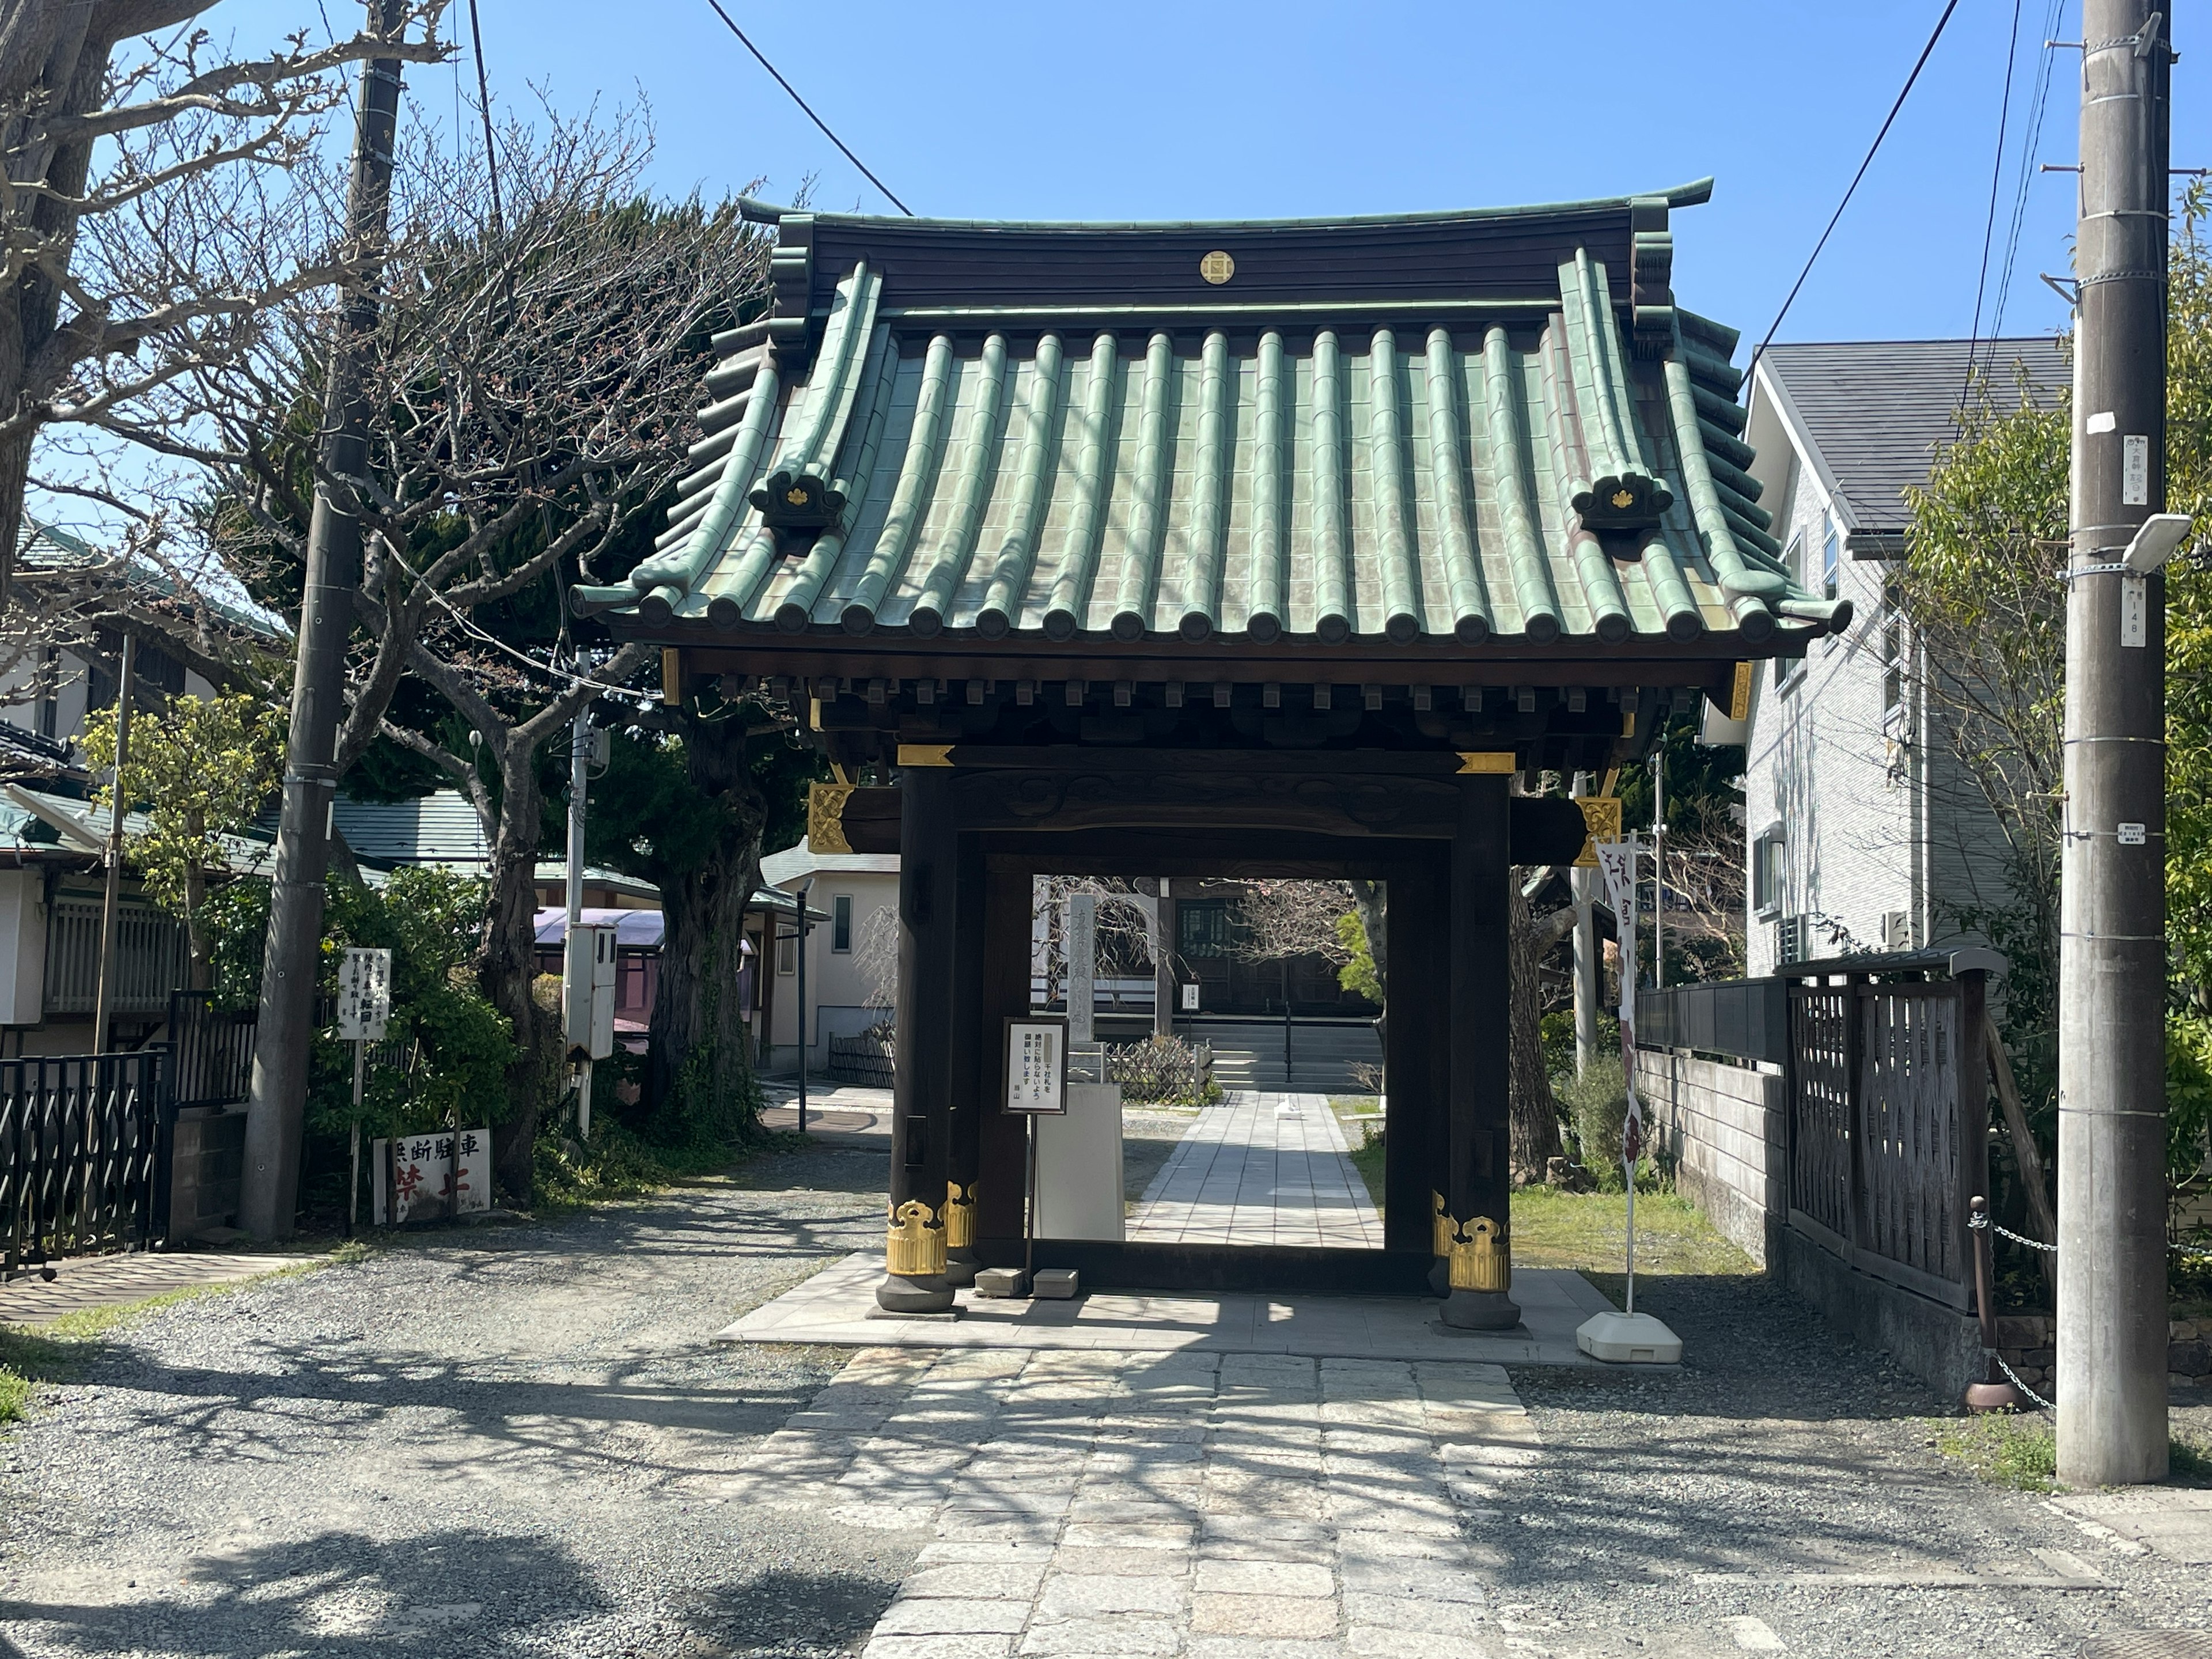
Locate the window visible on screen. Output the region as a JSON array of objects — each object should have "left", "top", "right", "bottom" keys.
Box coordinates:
[
  {"left": 776, "top": 931, "right": 796, "bottom": 976},
  {"left": 1752, "top": 828, "right": 1785, "bottom": 916},
  {"left": 832, "top": 894, "right": 853, "bottom": 953},
  {"left": 1777, "top": 914, "right": 1807, "bottom": 967},
  {"left": 1821, "top": 518, "right": 1840, "bottom": 601},
  {"left": 1177, "top": 900, "right": 1237, "bottom": 959}
]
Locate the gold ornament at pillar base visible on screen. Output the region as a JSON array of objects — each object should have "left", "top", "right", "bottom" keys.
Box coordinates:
[
  {"left": 885, "top": 1198, "right": 947, "bottom": 1277},
  {"left": 945, "top": 1180, "right": 977, "bottom": 1249},
  {"left": 1431, "top": 1191, "right": 1452, "bottom": 1258},
  {"left": 1446, "top": 1215, "right": 1511, "bottom": 1293}
]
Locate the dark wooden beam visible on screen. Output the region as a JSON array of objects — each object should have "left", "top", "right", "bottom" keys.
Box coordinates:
[
  {"left": 881, "top": 769, "right": 957, "bottom": 1312},
  {"left": 1443, "top": 774, "right": 1520, "bottom": 1330}
]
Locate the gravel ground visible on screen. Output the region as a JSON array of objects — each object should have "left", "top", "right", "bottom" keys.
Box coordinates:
[
  {"left": 1504, "top": 1271, "right": 2212, "bottom": 1657},
  {"left": 0, "top": 1143, "right": 912, "bottom": 1659}
]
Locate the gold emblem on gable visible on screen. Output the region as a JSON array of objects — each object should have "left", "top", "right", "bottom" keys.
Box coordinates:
[
  {"left": 1611, "top": 487, "right": 1635, "bottom": 510},
  {"left": 1199, "top": 250, "right": 1236, "bottom": 285}
]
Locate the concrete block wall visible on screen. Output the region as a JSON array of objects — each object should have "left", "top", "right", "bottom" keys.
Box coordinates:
[
  {"left": 166, "top": 1107, "right": 245, "bottom": 1243},
  {"left": 1633, "top": 1047, "right": 1785, "bottom": 1267}
]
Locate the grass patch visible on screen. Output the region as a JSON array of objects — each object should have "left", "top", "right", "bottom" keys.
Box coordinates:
[
  {"left": 532, "top": 1121, "right": 812, "bottom": 1213},
  {"left": 1935, "top": 1412, "right": 2059, "bottom": 1491},
  {"left": 1328, "top": 1097, "right": 1387, "bottom": 1215},
  {"left": 1511, "top": 1186, "right": 1758, "bottom": 1304}
]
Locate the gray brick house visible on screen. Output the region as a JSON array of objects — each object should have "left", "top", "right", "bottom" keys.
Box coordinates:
[{"left": 1737, "top": 339, "right": 2066, "bottom": 973}]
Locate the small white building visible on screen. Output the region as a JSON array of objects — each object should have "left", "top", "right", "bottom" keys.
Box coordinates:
[
  {"left": 756, "top": 839, "right": 899, "bottom": 1072},
  {"left": 1738, "top": 338, "right": 2066, "bottom": 971}
]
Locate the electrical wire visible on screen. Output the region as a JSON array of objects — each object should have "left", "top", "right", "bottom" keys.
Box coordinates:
[
  {"left": 1751, "top": 0, "right": 1966, "bottom": 375},
  {"left": 699, "top": 1, "right": 914, "bottom": 215},
  {"left": 1987, "top": 0, "right": 2073, "bottom": 344},
  {"left": 465, "top": 0, "right": 505, "bottom": 234},
  {"left": 1962, "top": 0, "right": 2028, "bottom": 407}
]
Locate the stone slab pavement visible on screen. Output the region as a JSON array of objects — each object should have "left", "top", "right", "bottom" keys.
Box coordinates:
[
  {"left": 0, "top": 1252, "right": 318, "bottom": 1326},
  {"left": 1128, "top": 1092, "right": 1381, "bottom": 1250},
  {"left": 717, "top": 1250, "right": 1616, "bottom": 1366},
  {"left": 713, "top": 1343, "right": 2169, "bottom": 1659}
]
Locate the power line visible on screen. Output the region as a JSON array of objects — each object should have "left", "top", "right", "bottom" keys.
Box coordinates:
[
  {"left": 1963, "top": 0, "right": 2028, "bottom": 406},
  {"left": 700, "top": 1, "right": 914, "bottom": 216},
  {"left": 1987, "top": 0, "right": 2072, "bottom": 345},
  {"left": 467, "top": 0, "right": 504, "bottom": 234},
  {"left": 1751, "top": 0, "right": 1965, "bottom": 373}
]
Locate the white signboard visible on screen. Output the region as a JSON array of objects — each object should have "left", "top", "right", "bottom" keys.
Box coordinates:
[
  {"left": 372, "top": 1127, "right": 493, "bottom": 1224},
  {"left": 1180, "top": 982, "right": 1199, "bottom": 1012},
  {"left": 1004, "top": 1018, "right": 1067, "bottom": 1115},
  {"left": 337, "top": 948, "right": 392, "bottom": 1041}
]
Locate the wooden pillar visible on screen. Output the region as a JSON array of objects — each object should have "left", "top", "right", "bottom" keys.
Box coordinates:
[
  {"left": 944, "top": 830, "right": 986, "bottom": 1287},
  {"left": 1443, "top": 776, "right": 1520, "bottom": 1329},
  {"left": 880, "top": 767, "right": 956, "bottom": 1312}
]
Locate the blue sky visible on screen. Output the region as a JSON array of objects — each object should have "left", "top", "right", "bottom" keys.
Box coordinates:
[{"left": 204, "top": 1, "right": 2211, "bottom": 349}]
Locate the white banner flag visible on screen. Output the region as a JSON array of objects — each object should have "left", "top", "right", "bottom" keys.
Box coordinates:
[{"left": 1594, "top": 836, "right": 1643, "bottom": 1166}]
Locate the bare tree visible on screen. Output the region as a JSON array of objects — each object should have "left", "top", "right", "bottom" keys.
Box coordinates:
[
  {"left": 1, "top": 2, "right": 450, "bottom": 605},
  {"left": 168, "top": 109, "right": 765, "bottom": 1194}
]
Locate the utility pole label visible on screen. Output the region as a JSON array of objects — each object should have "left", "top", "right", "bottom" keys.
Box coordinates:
[
  {"left": 2124, "top": 434, "right": 2150, "bottom": 505},
  {"left": 2117, "top": 822, "right": 2146, "bottom": 846},
  {"left": 2122, "top": 572, "right": 2148, "bottom": 646}
]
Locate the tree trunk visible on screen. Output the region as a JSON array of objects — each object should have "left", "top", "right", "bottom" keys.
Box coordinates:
[
  {"left": 482, "top": 743, "right": 551, "bottom": 1203},
  {"left": 1349, "top": 877, "right": 1387, "bottom": 1070},
  {"left": 644, "top": 710, "right": 768, "bottom": 1134},
  {"left": 1507, "top": 873, "right": 1562, "bottom": 1182}
]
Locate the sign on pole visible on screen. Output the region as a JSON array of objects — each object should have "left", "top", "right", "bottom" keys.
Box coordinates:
[
  {"left": 337, "top": 948, "right": 392, "bottom": 1040},
  {"left": 1003, "top": 1016, "right": 1068, "bottom": 1115}
]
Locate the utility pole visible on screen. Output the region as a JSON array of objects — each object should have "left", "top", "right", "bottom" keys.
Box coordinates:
[
  {"left": 2057, "top": 0, "right": 2173, "bottom": 1487},
  {"left": 90, "top": 633, "right": 135, "bottom": 1051},
  {"left": 566, "top": 707, "right": 592, "bottom": 1138},
  {"left": 239, "top": 0, "right": 410, "bottom": 1239}
]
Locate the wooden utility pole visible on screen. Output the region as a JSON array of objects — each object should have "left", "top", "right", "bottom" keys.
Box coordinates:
[
  {"left": 90, "top": 633, "right": 135, "bottom": 1051},
  {"left": 238, "top": 0, "right": 410, "bottom": 1239},
  {"left": 2056, "top": 0, "right": 2173, "bottom": 1487}
]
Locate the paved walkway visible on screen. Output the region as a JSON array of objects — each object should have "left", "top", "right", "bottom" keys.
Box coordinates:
[
  {"left": 1130, "top": 1092, "right": 1381, "bottom": 1249},
  {"left": 719, "top": 1344, "right": 1543, "bottom": 1659},
  {"left": 0, "top": 1252, "right": 317, "bottom": 1326}
]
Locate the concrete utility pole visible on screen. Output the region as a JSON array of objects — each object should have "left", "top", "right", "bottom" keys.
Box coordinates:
[
  {"left": 2057, "top": 0, "right": 2174, "bottom": 1487},
  {"left": 565, "top": 707, "right": 592, "bottom": 1138},
  {"left": 90, "top": 633, "right": 135, "bottom": 1051},
  {"left": 239, "top": 1, "right": 410, "bottom": 1239}
]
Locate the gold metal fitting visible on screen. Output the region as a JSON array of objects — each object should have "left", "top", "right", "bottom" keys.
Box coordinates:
[
  {"left": 1446, "top": 1215, "right": 1511, "bottom": 1293},
  {"left": 1431, "top": 1190, "right": 1453, "bottom": 1258},
  {"left": 945, "top": 1180, "right": 977, "bottom": 1249},
  {"left": 885, "top": 1198, "right": 946, "bottom": 1277}
]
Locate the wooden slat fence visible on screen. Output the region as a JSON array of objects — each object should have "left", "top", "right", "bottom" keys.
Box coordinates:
[{"left": 1785, "top": 971, "right": 1988, "bottom": 1310}]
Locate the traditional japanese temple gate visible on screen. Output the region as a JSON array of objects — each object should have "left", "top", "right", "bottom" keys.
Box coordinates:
[{"left": 579, "top": 180, "right": 1849, "bottom": 1324}]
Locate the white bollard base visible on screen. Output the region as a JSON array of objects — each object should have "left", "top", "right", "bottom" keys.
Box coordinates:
[{"left": 1575, "top": 1309, "right": 1683, "bottom": 1364}]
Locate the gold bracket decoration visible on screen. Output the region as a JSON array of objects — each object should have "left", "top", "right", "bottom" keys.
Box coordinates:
[
  {"left": 896, "top": 743, "right": 955, "bottom": 768},
  {"left": 1446, "top": 1215, "right": 1512, "bottom": 1294},
  {"left": 885, "top": 1198, "right": 946, "bottom": 1278},
  {"left": 945, "top": 1180, "right": 977, "bottom": 1250},
  {"left": 1573, "top": 797, "right": 1624, "bottom": 869},
  {"left": 660, "top": 647, "right": 682, "bottom": 707},
  {"left": 1431, "top": 1191, "right": 1453, "bottom": 1259},
  {"left": 1455, "top": 751, "right": 1516, "bottom": 775},
  {"left": 1729, "top": 660, "right": 1753, "bottom": 722},
  {"left": 808, "top": 782, "right": 855, "bottom": 854}
]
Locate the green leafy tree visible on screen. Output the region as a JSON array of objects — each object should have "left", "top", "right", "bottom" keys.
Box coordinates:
[
  {"left": 81, "top": 691, "right": 282, "bottom": 987},
  {"left": 1900, "top": 187, "right": 2212, "bottom": 1226}
]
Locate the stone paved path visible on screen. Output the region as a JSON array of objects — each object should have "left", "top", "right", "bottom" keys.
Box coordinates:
[
  {"left": 0, "top": 1252, "right": 317, "bottom": 1325},
  {"left": 1128, "top": 1092, "right": 1381, "bottom": 1249},
  {"left": 718, "top": 1344, "right": 1535, "bottom": 1658}
]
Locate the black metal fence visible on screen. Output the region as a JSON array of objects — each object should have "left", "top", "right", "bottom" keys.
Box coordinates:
[
  {"left": 1639, "top": 978, "right": 1789, "bottom": 1065},
  {"left": 169, "top": 990, "right": 256, "bottom": 1110},
  {"left": 0, "top": 1050, "right": 168, "bottom": 1276},
  {"left": 0, "top": 993, "right": 260, "bottom": 1277}
]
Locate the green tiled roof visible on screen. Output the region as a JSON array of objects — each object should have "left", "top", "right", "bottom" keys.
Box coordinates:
[{"left": 576, "top": 187, "right": 1844, "bottom": 656}]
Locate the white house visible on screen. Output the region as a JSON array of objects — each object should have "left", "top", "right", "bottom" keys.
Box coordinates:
[
  {"left": 756, "top": 839, "right": 899, "bottom": 1072},
  {"left": 1738, "top": 339, "right": 2066, "bottom": 972}
]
